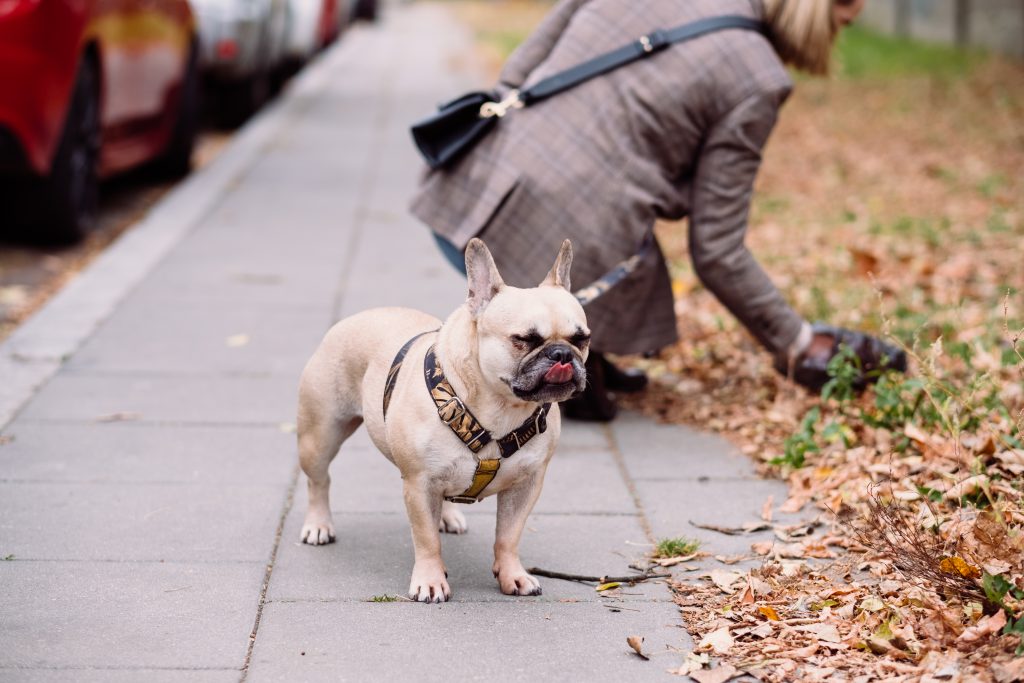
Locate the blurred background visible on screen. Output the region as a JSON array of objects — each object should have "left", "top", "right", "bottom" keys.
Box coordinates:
[
  {"left": 0, "top": 0, "right": 380, "bottom": 337},
  {"left": 0, "top": 0, "right": 1021, "bottom": 352}
]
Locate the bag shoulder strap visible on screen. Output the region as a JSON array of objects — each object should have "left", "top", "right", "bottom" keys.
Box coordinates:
[{"left": 520, "top": 15, "right": 764, "bottom": 105}]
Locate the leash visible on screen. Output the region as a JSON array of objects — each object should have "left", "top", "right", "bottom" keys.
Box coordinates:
[
  {"left": 382, "top": 332, "right": 551, "bottom": 504},
  {"left": 572, "top": 233, "right": 654, "bottom": 306}
]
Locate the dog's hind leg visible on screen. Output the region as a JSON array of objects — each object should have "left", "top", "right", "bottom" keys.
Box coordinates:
[{"left": 298, "top": 410, "right": 361, "bottom": 546}]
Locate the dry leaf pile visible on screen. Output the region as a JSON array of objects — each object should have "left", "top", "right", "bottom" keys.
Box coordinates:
[{"left": 620, "top": 49, "right": 1024, "bottom": 681}]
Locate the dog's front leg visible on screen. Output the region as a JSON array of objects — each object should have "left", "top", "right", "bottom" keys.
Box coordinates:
[
  {"left": 493, "top": 469, "right": 547, "bottom": 596},
  {"left": 403, "top": 478, "right": 450, "bottom": 603}
]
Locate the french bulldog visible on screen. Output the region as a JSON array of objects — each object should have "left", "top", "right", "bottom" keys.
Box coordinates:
[{"left": 296, "top": 238, "right": 589, "bottom": 602}]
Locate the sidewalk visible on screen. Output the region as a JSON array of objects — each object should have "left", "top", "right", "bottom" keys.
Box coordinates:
[{"left": 0, "top": 4, "right": 794, "bottom": 681}]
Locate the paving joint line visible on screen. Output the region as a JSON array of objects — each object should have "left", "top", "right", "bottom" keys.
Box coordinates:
[
  {"left": 602, "top": 424, "right": 655, "bottom": 544},
  {"left": 239, "top": 464, "right": 298, "bottom": 682}
]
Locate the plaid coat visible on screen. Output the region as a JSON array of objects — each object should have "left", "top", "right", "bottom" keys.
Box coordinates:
[{"left": 410, "top": 0, "right": 805, "bottom": 356}]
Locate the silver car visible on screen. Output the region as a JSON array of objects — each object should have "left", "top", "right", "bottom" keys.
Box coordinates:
[{"left": 192, "top": 0, "right": 290, "bottom": 123}]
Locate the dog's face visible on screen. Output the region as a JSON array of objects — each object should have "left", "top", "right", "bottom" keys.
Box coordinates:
[{"left": 464, "top": 239, "right": 589, "bottom": 404}]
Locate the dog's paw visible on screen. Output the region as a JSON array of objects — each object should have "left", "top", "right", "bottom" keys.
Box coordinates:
[
  {"left": 408, "top": 560, "right": 451, "bottom": 603},
  {"left": 439, "top": 504, "right": 468, "bottom": 534},
  {"left": 493, "top": 559, "right": 542, "bottom": 596},
  {"left": 300, "top": 519, "right": 336, "bottom": 546}
]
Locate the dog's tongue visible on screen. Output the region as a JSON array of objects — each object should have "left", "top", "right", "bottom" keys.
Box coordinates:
[{"left": 544, "top": 362, "right": 574, "bottom": 384}]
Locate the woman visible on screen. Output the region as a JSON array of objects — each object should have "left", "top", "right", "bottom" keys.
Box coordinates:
[{"left": 411, "top": 0, "right": 905, "bottom": 421}]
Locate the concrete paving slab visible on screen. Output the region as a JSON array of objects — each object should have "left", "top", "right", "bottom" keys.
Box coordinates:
[
  {"left": 0, "top": 561, "right": 261, "bottom": 669},
  {"left": 270, "top": 510, "right": 658, "bottom": 603},
  {"left": 634, "top": 477, "right": 803, "bottom": 559},
  {"left": 247, "top": 600, "right": 687, "bottom": 683},
  {"left": 17, "top": 373, "right": 297, "bottom": 426},
  {"left": 0, "top": 480, "right": 287, "bottom": 562},
  {"left": 611, "top": 411, "right": 761, "bottom": 481},
  {"left": 66, "top": 301, "right": 327, "bottom": 377},
  {"left": 0, "top": 423, "right": 295, "bottom": 485}
]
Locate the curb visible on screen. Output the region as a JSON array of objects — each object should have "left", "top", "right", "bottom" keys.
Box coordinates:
[{"left": 0, "top": 41, "right": 351, "bottom": 430}]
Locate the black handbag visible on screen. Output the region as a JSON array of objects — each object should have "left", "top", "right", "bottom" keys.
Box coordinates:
[{"left": 411, "top": 15, "right": 764, "bottom": 170}]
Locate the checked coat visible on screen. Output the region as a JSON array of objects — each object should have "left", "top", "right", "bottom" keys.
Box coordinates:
[{"left": 410, "top": 0, "right": 806, "bottom": 356}]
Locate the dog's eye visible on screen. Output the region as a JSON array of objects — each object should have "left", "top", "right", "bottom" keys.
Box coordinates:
[
  {"left": 569, "top": 332, "right": 591, "bottom": 349},
  {"left": 511, "top": 333, "right": 544, "bottom": 350}
]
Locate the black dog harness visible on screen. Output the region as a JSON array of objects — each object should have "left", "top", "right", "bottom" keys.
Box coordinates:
[{"left": 382, "top": 331, "right": 551, "bottom": 504}]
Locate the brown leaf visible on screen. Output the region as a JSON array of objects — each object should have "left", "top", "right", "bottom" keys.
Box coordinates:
[
  {"left": 761, "top": 495, "right": 774, "bottom": 522},
  {"left": 758, "top": 605, "right": 780, "bottom": 621},
  {"left": 956, "top": 609, "right": 1006, "bottom": 645},
  {"left": 698, "top": 627, "right": 734, "bottom": 655},
  {"left": 626, "top": 635, "right": 649, "bottom": 660},
  {"left": 689, "top": 664, "right": 739, "bottom": 683},
  {"left": 993, "top": 658, "right": 1024, "bottom": 683},
  {"left": 739, "top": 585, "right": 755, "bottom": 605}
]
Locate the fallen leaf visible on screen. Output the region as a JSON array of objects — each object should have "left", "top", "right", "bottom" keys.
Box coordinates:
[
  {"left": 690, "top": 520, "right": 770, "bottom": 536},
  {"left": 758, "top": 605, "right": 780, "bottom": 621},
  {"left": 707, "top": 570, "right": 744, "bottom": 594},
  {"left": 858, "top": 596, "right": 885, "bottom": 613},
  {"left": 739, "top": 585, "right": 755, "bottom": 605},
  {"left": 761, "top": 495, "right": 774, "bottom": 522},
  {"left": 655, "top": 553, "right": 700, "bottom": 567},
  {"left": 943, "top": 475, "right": 988, "bottom": 500},
  {"left": 956, "top": 609, "right": 1007, "bottom": 645},
  {"left": 596, "top": 582, "right": 621, "bottom": 592},
  {"left": 938, "top": 556, "right": 982, "bottom": 579},
  {"left": 993, "top": 658, "right": 1024, "bottom": 683},
  {"left": 689, "top": 664, "right": 739, "bottom": 683},
  {"left": 982, "top": 559, "right": 1012, "bottom": 575},
  {"left": 698, "top": 627, "right": 734, "bottom": 655},
  {"left": 795, "top": 622, "right": 842, "bottom": 643},
  {"left": 671, "top": 651, "right": 710, "bottom": 676},
  {"left": 626, "top": 635, "right": 649, "bottom": 660}
]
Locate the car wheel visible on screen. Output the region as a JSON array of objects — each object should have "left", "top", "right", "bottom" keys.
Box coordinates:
[
  {"left": 156, "top": 42, "right": 200, "bottom": 178},
  {"left": 353, "top": 0, "right": 377, "bottom": 22},
  {"left": 36, "top": 55, "right": 101, "bottom": 244},
  {"left": 219, "top": 67, "right": 271, "bottom": 128}
]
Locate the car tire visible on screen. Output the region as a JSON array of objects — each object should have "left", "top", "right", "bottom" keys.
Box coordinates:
[
  {"left": 353, "top": 0, "right": 377, "bottom": 22},
  {"left": 34, "top": 55, "right": 101, "bottom": 244},
  {"left": 219, "top": 67, "right": 271, "bottom": 128},
  {"left": 156, "top": 42, "right": 200, "bottom": 178}
]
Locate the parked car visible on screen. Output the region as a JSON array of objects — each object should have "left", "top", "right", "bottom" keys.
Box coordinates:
[
  {"left": 0, "top": 0, "right": 200, "bottom": 243},
  {"left": 283, "top": 0, "right": 347, "bottom": 69},
  {"left": 190, "top": 0, "right": 289, "bottom": 124}
]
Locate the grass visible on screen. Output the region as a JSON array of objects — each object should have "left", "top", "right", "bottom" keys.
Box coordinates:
[
  {"left": 368, "top": 594, "right": 401, "bottom": 602},
  {"left": 653, "top": 537, "right": 700, "bottom": 558},
  {"left": 834, "top": 25, "right": 985, "bottom": 79}
]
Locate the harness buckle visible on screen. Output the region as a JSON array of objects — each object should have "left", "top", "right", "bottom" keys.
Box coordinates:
[
  {"left": 437, "top": 396, "right": 467, "bottom": 424},
  {"left": 446, "top": 495, "right": 479, "bottom": 505}
]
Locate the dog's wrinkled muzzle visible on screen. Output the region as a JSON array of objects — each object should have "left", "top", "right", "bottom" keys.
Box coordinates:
[{"left": 543, "top": 362, "right": 574, "bottom": 384}]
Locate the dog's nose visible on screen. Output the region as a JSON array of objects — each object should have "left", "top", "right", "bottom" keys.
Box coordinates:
[{"left": 545, "top": 345, "right": 573, "bottom": 364}]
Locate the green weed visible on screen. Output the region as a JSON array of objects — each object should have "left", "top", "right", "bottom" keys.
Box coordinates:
[{"left": 653, "top": 537, "right": 700, "bottom": 558}]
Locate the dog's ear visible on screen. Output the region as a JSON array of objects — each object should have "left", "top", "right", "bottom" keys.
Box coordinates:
[
  {"left": 541, "top": 239, "right": 573, "bottom": 292},
  {"left": 465, "top": 238, "right": 505, "bottom": 319}
]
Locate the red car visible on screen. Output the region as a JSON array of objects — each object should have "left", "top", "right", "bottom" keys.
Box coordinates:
[{"left": 0, "top": 0, "right": 199, "bottom": 243}]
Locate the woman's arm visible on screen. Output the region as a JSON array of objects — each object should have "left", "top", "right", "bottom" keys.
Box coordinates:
[
  {"left": 688, "top": 86, "right": 805, "bottom": 356},
  {"left": 498, "top": 0, "right": 592, "bottom": 89}
]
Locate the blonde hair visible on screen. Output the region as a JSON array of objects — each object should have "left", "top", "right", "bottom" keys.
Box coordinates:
[{"left": 762, "top": 0, "right": 839, "bottom": 75}]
